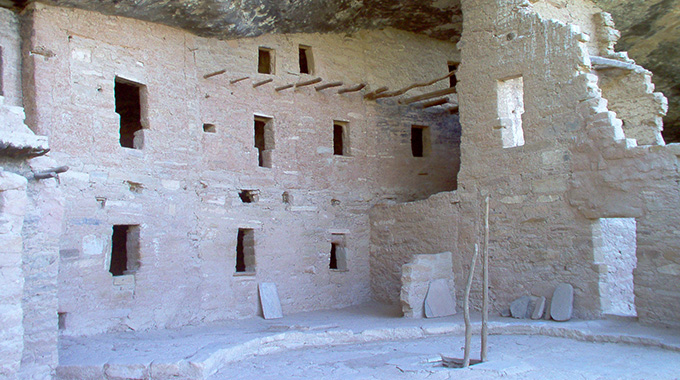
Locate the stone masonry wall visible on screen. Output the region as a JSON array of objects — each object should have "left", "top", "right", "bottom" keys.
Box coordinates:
[
  {"left": 0, "top": 169, "right": 27, "bottom": 379},
  {"left": 370, "top": 192, "right": 461, "bottom": 306},
  {"left": 369, "top": 0, "right": 680, "bottom": 327},
  {"left": 22, "top": 3, "right": 461, "bottom": 335},
  {"left": 453, "top": 0, "right": 604, "bottom": 318}
]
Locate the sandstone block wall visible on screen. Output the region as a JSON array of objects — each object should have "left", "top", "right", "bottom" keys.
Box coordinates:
[
  {"left": 22, "top": 4, "right": 461, "bottom": 335},
  {"left": 0, "top": 169, "right": 27, "bottom": 379},
  {"left": 400, "top": 251, "right": 456, "bottom": 318},
  {"left": 368, "top": 0, "right": 680, "bottom": 327}
]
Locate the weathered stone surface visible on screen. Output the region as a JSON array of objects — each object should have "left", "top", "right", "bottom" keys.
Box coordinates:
[
  {"left": 532, "top": 296, "right": 546, "bottom": 320},
  {"left": 551, "top": 284, "right": 574, "bottom": 322},
  {"left": 424, "top": 279, "right": 456, "bottom": 318},
  {"left": 510, "top": 296, "right": 531, "bottom": 319},
  {"left": 24, "top": 0, "right": 464, "bottom": 43},
  {"left": 400, "top": 252, "right": 456, "bottom": 319},
  {"left": 259, "top": 283, "right": 283, "bottom": 320}
]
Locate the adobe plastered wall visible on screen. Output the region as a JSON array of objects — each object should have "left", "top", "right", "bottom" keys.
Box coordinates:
[{"left": 22, "top": 4, "right": 460, "bottom": 335}]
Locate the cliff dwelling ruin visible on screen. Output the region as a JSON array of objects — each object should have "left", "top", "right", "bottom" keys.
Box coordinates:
[{"left": 0, "top": 0, "right": 679, "bottom": 378}]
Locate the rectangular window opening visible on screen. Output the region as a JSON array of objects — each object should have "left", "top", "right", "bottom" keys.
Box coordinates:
[
  {"left": 58, "top": 312, "right": 66, "bottom": 330},
  {"left": 203, "top": 123, "right": 216, "bottom": 133},
  {"left": 497, "top": 76, "right": 525, "bottom": 148},
  {"left": 448, "top": 62, "right": 458, "bottom": 89},
  {"left": 239, "top": 189, "right": 260, "bottom": 203},
  {"left": 236, "top": 228, "right": 255, "bottom": 273},
  {"left": 115, "top": 78, "right": 145, "bottom": 149},
  {"left": 333, "top": 121, "right": 349, "bottom": 156},
  {"left": 411, "top": 125, "right": 430, "bottom": 157},
  {"left": 109, "top": 224, "right": 140, "bottom": 276},
  {"left": 258, "top": 47, "right": 274, "bottom": 74},
  {"left": 330, "top": 234, "right": 348, "bottom": 271},
  {"left": 254, "top": 116, "right": 274, "bottom": 168},
  {"left": 299, "top": 45, "right": 313, "bottom": 74}
]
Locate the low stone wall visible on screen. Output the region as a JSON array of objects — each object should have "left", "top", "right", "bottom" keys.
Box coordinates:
[{"left": 400, "top": 251, "right": 456, "bottom": 318}]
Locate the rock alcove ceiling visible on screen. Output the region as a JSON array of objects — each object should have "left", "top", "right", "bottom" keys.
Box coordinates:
[{"left": 1, "top": 0, "right": 678, "bottom": 141}]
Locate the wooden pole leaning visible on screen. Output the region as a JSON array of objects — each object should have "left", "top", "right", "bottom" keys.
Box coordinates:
[
  {"left": 481, "top": 196, "right": 490, "bottom": 362},
  {"left": 463, "top": 244, "right": 480, "bottom": 368}
]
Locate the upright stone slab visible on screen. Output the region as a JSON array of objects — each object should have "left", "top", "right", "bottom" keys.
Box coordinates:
[
  {"left": 258, "top": 283, "right": 283, "bottom": 320},
  {"left": 550, "top": 283, "right": 574, "bottom": 322},
  {"left": 532, "top": 296, "right": 546, "bottom": 320},
  {"left": 424, "top": 279, "right": 456, "bottom": 318},
  {"left": 510, "top": 296, "right": 531, "bottom": 319}
]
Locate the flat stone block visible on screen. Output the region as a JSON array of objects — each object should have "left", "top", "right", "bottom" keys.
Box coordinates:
[
  {"left": 424, "top": 279, "right": 456, "bottom": 318},
  {"left": 550, "top": 283, "right": 574, "bottom": 322},
  {"left": 510, "top": 296, "right": 531, "bottom": 319},
  {"left": 531, "top": 296, "right": 546, "bottom": 320},
  {"left": 259, "top": 282, "right": 283, "bottom": 320}
]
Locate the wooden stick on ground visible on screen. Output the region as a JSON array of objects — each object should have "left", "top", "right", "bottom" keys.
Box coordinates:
[
  {"left": 372, "top": 71, "right": 456, "bottom": 100},
  {"left": 463, "top": 244, "right": 480, "bottom": 368},
  {"left": 399, "top": 87, "right": 457, "bottom": 105},
  {"left": 482, "top": 196, "right": 490, "bottom": 362},
  {"left": 295, "top": 77, "right": 323, "bottom": 88},
  {"left": 253, "top": 78, "right": 274, "bottom": 88},
  {"left": 203, "top": 69, "right": 226, "bottom": 79},
  {"left": 315, "top": 81, "right": 343, "bottom": 91},
  {"left": 337, "top": 83, "right": 366, "bottom": 94},
  {"left": 229, "top": 76, "right": 249, "bottom": 84}
]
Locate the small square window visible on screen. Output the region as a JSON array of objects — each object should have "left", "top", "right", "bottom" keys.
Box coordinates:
[
  {"left": 236, "top": 228, "right": 255, "bottom": 273},
  {"left": 448, "top": 62, "right": 459, "bottom": 88},
  {"left": 109, "top": 224, "right": 140, "bottom": 276},
  {"left": 258, "top": 47, "right": 275, "bottom": 74},
  {"left": 254, "top": 116, "right": 274, "bottom": 168},
  {"left": 330, "top": 234, "right": 348, "bottom": 271},
  {"left": 239, "top": 189, "right": 259, "bottom": 203},
  {"left": 203, "top": 123, "right": 216, "bottom": 133},
  {"left": 115, "top": 78, "right": 146, "bottom": 149},
  {"left": 411, "top": 125, "right": 430, "bottom": 157},
  {"left": 333, "top": 121, "right": 350, "bottom": 156},
  {"left": 299, "top": 45, "right": 314, "bottom": 74}
]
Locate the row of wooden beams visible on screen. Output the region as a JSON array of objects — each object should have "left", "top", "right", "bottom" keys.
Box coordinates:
[
  {"left": 399, "top": 87, "right": 457, "bottom": 104},
  {"left": 367, "top": 71, "right": 456, "bottom": 100}
]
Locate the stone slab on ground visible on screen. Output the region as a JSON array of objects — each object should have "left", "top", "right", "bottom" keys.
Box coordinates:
[
  {"left": 510, "top": 296, "right": 531, "bottom": 319},
  {"left": 532, "top": 296, "right": 546, "bottom": 320},
  {"left": 551, "top": 283, "right": 574, "bottom": 322},
  {"left": 424, "top": 279, "right": 456, "bottom": 318},
  {"left": 258, "top": 283, "right": 283, "bottom": 320}
]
